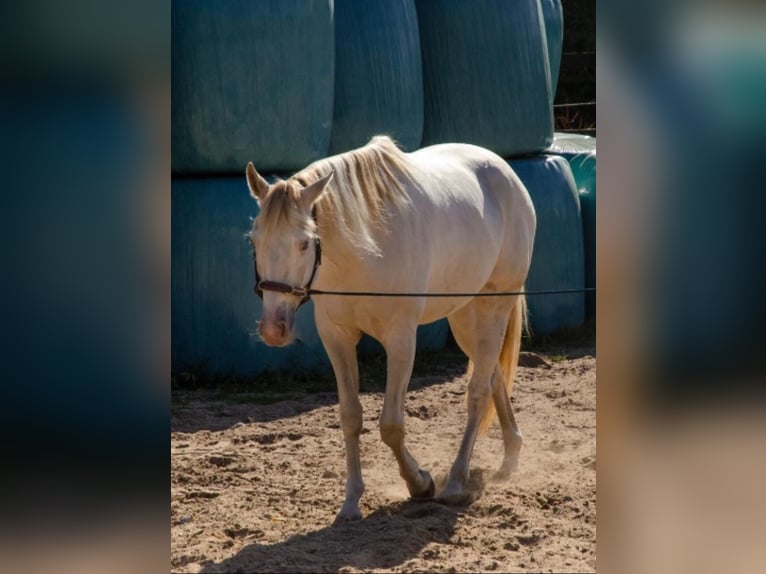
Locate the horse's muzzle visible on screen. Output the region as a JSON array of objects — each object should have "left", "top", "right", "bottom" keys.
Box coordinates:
[
  {"left": 258, "top": 302, "right": 296, "bottom": 347},
  {"left": 258, "top": 319, "right": 292, "bottom": 347}
]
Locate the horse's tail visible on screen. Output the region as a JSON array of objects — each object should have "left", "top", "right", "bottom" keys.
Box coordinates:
[{"left": 476, "top": 291, "right": 528, "bottom": 436}]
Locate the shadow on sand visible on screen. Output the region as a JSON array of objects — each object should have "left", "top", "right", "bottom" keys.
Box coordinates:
[
  {"left": 199, "top": 501, "right": 457, "bottom": 573},
  {"left": 171, "top": 391, "right": 341, "bottom": 433},
  {"left": 198, "top": 470, "right": 488, "bottom": 574}
]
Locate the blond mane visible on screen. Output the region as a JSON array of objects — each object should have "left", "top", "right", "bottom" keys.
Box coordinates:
[
  {"left": 256, "top": 179, "right": 318, "bottom": 239},
  {"left": 291, "top": 135, "right": 413, "bottom": 256}
]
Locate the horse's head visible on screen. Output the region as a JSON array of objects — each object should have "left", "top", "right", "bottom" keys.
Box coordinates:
[{"left": 246, "top": 163, "right": 333, "bottom": 347}]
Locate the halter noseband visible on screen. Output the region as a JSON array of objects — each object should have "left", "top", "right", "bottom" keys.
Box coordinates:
[{"left": 252, "top": 208, "right": 321, "bottom": 309}]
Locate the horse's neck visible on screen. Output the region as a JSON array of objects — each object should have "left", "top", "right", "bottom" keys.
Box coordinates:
[
  {"left": 314, "top": 215, "right": 386, "bottom": 290},
  {"left": 316, "top": 219, "right": 360, "bottom": 265}
]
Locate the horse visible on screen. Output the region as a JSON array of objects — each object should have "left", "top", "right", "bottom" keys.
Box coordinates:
[{"left": 245, "top": 135, "right": 536, "bottom": 522}]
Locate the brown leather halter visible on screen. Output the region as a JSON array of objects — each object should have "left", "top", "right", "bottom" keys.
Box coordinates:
[{"left": 252, "top": 208, "right": 321, "bottom": 309}]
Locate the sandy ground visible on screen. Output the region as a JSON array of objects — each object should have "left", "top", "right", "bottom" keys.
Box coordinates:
[{"left": 171, "top": 348, "right": 595, "bottom": 573}]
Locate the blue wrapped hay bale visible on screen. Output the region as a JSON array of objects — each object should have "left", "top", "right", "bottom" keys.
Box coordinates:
[
  {"left": 509, "top": 155, "right": 585, "bottom": 335},
  {"left": 415, "top": 0, "right": 553, "bottom": 156},
  {"left": 172, "top": 0, "right": 335, "bottom": 175},
  {"left": 541, "top": 0, "right": 564, "bottom": 100},
  {"left": 569, "top": 151, "right": 596, "bottom": 318},
  {"left": 547, "top": 133, "right": 596, "bottom": 318},
  {"left": 172, "top": 177, "right": 331, "bottom": 376},
  {"left": 330, "top": 0, "right": 423, "bottom": 154}
]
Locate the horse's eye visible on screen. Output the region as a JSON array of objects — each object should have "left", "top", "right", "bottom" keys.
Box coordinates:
[{"left": 299, "top": 240, "right": 310, "bottom": 252}]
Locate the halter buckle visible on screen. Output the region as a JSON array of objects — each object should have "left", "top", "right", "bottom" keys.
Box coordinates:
[{"left": 256, "top": 280, "right": 308, "bottom": 300}]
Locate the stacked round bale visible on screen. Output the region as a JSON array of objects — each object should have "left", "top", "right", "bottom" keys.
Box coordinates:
[
  {"left": 508, "top": 156, "right": 585, "bottom": 335},
  {"left": 171, "top": 0, "right": 337, "bottom": 375},
  {"left": 541, "top": 0, "right": 564, "bottom": 101},
  {"left": 415, "top": 0, "right": 555, "bottom": 154},
  {"left": 330, "top": 0, "right": 424, "bottom": 154},
  {"left": 171, "top": 0, "right": 335, "bottom": 175},
  {"left": 548, "top": 133, "right": 597, "bottom": 319}
]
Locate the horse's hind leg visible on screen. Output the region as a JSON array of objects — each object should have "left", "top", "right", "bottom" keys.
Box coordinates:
[
  {"left": 440, "top": 298, "right": 517, "bottom": 503},
  {"left": 490, "top": 362, "right": 523, "bottom": 481},
  {"left": 316, "top": 316, "right": 365, "bottom": 522},
  {"left": 379, "top": 323, "right": 435, "bottom": 499},
  {"left": 489, "top": 294, "right": 525, "bottom": 480}
]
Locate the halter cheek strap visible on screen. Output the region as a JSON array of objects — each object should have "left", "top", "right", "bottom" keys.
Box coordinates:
[{"left": 252, "top": 209, "right": 321, "bottom": 309}]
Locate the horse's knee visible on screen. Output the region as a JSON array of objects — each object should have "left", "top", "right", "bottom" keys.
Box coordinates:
[
  {"left": 379, "top": 423, "right": 404, "bottom": 448},
  {"left": 339, "top": 403, "right": 363, "bottom": 437}
]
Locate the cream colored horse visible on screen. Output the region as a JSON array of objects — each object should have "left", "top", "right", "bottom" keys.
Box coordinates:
[{"left": 246, "top": 136, "right": 536, "bottom": 522}]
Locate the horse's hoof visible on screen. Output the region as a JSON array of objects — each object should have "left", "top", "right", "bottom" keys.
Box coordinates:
[
  {"left": 410, "top": 469, "right": 435, "bottom": 500},
  {"left": 491, "top": 468, "right": 512, "bottom": 483},
  {"left": 436, "top": 490, "right": 472, "bottom": 506},
  {"left": 492, "top": 463, "right": 516, "bottom": 483},
  {"left": 435, "top": 480, "right": 472, "bottom": 506},
  {"left": 334, "top": 510, "right": 362, "bottom": 524},
  {"left": 492, "top": 456, "right": 520, "bottom": 483},
  {"left": 334, "top": 504, "right": 362, "bottom": 524}
]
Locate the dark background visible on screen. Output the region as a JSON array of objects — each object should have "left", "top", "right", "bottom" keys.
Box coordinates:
[{"left": 555, "top": 0, "right": 596, "bottom": 134}]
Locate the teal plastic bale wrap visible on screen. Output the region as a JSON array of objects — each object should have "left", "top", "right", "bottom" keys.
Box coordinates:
[
  {"left": 508, "top": 155, "right": 585, "bottom": 335},
  {"left": 171, "top": 0, "right": 335, "bottom": 175},
  {"left": 548, "top": 131, "right": 597, "bottom": 157},
  {"left": 415, "top": 320, "right": 451, "bottom": 351},
  {"left": 329, "top": 0, "right": 423, "bottom": 154},
  {"left": 172, "top": 178, "right": 331, "bottom": 376},
  {"left": 547, "top": 133, "right": 596, "bottom": 318},
  {"left": 541, "top": 0, "right": 564, "bottom": 100},
  {"left": 415, "top": 0, "right": 553, "bottom": 156},
  {"left": 569, "top": 152, "right": 596, "bottom": 318}
]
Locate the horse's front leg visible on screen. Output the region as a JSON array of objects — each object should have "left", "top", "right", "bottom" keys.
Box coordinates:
[
  {"left": 379, "top": 325, "right": 435, "bottom": 499},
  {"left": 316, "top": 317, "right": 364, "bottom": 522}
]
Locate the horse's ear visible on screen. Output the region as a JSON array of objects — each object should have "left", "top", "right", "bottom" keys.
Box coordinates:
[
  {"left": 300, "top": 171, "right": 334, "bottom": 208},
  {"left": 246, "top": 162, "right": 270, "bottom": 201}
]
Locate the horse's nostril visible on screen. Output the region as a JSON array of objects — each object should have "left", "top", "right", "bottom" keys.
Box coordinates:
[{"left": 258, "top": 320, "right": 290, "bottom": 346}]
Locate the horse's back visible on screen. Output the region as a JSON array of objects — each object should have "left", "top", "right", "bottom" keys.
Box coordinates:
[
  {"left": 410, "top": 142, "right": 512, "bottom": 174},
  {"left": 409, "top": 143, "right": 531, "bottom": 209},
  {"left": 407, "top": 142, "right": 534, "bottom": 239}
]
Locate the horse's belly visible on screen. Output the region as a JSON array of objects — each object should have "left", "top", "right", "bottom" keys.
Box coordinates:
[
  {"left": 415, "top": 242, "right": 503, "bottom": 323},
  {"left": 419, "top": 296, "right": 473, "bottom": 324},
  {"left": 421, "top": 261, "right": 504, "bottom": 322}
]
